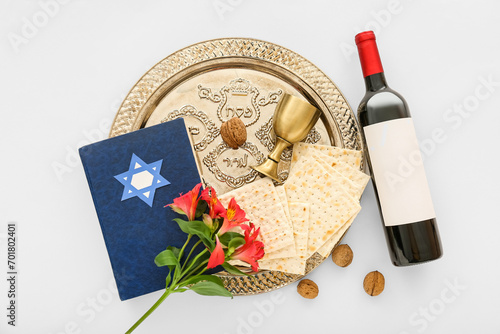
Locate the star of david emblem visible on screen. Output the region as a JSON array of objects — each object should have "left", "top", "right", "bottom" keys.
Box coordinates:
[{"left": 114, "top": 154, "right": 170, "bottom": 207}]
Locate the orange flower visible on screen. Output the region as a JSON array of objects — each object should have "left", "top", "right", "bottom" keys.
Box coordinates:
[
  {"left": 231, "top": 223, "right": 265, "bottom": 272},
  {"left": 218, "top": 198, "right": 249, "bottom": 235},
  {"left": 166, "top": 183, "right": 201, "bottom": 221},
  {"left": 207, "top": 236, "right": 225, "bottom": 269},
  {"left": 201, "top": 187, "right": 225, "bottom": 219}
]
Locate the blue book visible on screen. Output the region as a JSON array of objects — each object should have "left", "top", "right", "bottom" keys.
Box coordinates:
[{"left": 79, "top": 118, "right": 201, "bottom": 301}]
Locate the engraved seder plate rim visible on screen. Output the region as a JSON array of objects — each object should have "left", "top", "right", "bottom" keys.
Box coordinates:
[{"left": 109, "top": 37, "right": 363, "bottom": 296}]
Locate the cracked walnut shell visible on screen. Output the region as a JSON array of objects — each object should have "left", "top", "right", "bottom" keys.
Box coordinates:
[
  {"left": 297, "top": 279, "right": 319, "bottom": 299},
  {"left": 363, "top": 271, "right": 385, "bottom": 296},
  {"left": 331, "top": 244, "right": 353, "bottom": 267},
  {"left": 221, "top": 117, "right": 247, "bottom": 149}
]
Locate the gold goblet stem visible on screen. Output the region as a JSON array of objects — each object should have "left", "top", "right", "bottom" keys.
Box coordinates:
[
  {"left": 269, "top": 138, "right": 291, "bottom": 163},
  {"left": 252, "top": 137, "right": 291, "bottom": 182}
]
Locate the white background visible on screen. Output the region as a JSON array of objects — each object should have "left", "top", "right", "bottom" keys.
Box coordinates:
[{"left": 1, "top": 1, "right": 499, "bottom": 333}]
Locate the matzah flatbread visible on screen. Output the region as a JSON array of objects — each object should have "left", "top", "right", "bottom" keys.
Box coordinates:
[
  {"left": 260, "top": 244, "right": 296, "bottom": 260},
  {"left": 285, "top": 157, "right": 361, "bottom": 255},
  {"left": 288, "top": 202, "right": 310, "bottom": 257},
  {"left": 223, "top": 142, "right": 367, "bottom": 273},
  {"left": 257, "top": 256, "right": 307, "bottom": 275},
  {"left": 263, "top": 200, "right": 311, "bottom": 261},
  {"left": 219, "top": 178, "right": 294, "bottom": 254},
  {"left": 291, "top": 142, "right": 362, "bottom": 170},
  {"left": 292, "top": 143, "right": 369, "bottom": 189},
  {"left": 257, "top": 185, "right": 298, "bottom": 260},
  {"left": 317, "top": 211, "right": 360, "bottom": 258},
  {"left": 311, "top": 150, "right": 369, "bottom": 190},
  {"left": 275, "top": 185, "right": 292, "bottom": 227},
  {"left": 312, "top": 153, "right": 363, "bottom": 199}
]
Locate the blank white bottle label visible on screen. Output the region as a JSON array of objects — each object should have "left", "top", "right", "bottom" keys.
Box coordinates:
[{"left": 363, "top": 118, "right": 436, "bottom": 227}]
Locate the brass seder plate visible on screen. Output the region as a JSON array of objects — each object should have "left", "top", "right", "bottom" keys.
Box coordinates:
[{"left": 110, "top": 38, "right": 363, "bottom": 296}]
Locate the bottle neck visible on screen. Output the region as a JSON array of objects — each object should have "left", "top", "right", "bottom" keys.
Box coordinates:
[
  {"left": 364, "top": 72, "right": 388, "bottom": 92},
  {"left": 355, "top": 31, "right": 385, "bottom": 89}
]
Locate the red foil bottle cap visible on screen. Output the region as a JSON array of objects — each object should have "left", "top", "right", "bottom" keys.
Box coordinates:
[{"left": 355, "top": 31, "right": 384, "bottom": 77}]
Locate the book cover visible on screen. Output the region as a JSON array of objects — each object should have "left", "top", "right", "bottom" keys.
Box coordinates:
[{"left": 79, "top": 118, "right": 201, "bottom": 301}]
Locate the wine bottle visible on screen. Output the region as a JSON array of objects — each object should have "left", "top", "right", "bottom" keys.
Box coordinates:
[{"left": 355, "top": 31, "right": 443, "bottom": 266}]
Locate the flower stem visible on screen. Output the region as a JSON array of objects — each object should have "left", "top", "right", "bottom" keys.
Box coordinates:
[
  {"left": 178, "top": 234, "right": 192, "bottom": 263},
  {"left": 197, "top": 267, "right": 208, "bottom": 276},
  {"left": 185, "top": 259, "right": 209, "bottom": 278},
  {"left": 125, "top": 252, "right": 208, "bottom": 333},
  {"left": 181, "top": 239, "right": 202, "bottom": 272},
  {"left": 174, "top": 234, "right": 192, "bottom": 281},
  {"left": 182, "top": 248, "right": 208, "bottom": 277},
  {"left": 125, "top": 288, "right": 173, "bottom": 334}
]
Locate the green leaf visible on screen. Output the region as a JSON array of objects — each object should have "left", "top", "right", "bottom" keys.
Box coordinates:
[
  {"left": 174, "top": 218, "right": 191, "bottom": 234},
  {"left": 179, "top": 274, "right": 225, "bottom": 288},
  {"left": 190, "top": 222, "right": 214, "bottom": 249},
  {"left": 167, "top": 246, "right": 181, "bottom": 258},
  {"left": 189, "top": 281, "right": 233, "bottom": 298},
  {"left": 219, "top": 232, "right": 244, "bottom": 246},
  {"left": 188, "top": 220, "right": 211, "bottom": 237},
  {"left": 164, "top": 246, "right": 182, "bottom": 277},
  {"left": 222, "top": 262, "right": 252, "bottom": 277},
  {"left": 174, "top": 219, "right": 214, "bottom": 249},
  {"left": 155, "top": 249, "right": 180, "bottom": 268},
  {"left": 195, "top": 200, "right": 208, "bottom": 218},
  {"left": 228, "top": 237, "right": 245, "bottom": 251}
]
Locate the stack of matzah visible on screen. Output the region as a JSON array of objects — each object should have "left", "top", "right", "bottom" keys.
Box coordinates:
[{"left": 219, "top": 142, "right": 369, "bottom": 275}]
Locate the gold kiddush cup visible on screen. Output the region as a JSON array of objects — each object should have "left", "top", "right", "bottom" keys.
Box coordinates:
[{"left": 252, "top": 93, "right": 321, "bottom": 181}]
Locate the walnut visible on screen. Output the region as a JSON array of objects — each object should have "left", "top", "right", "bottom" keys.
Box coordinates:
[
  {"left": 331, "top": 244, "right": 353, "bottom": 267},
  {"left": 363, "top": 271, "right": 385, "bottom": 296},
  {"left": 297, "top": 279, "right": 319, "bottom": 299},
  {"left": 221, "top": 117, "right": 247, "bottom": 149}
]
